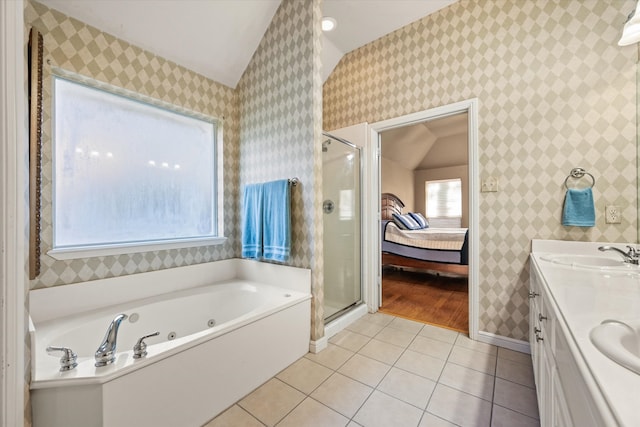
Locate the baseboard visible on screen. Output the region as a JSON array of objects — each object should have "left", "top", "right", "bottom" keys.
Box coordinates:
[
  {"left": 324, "top": 304, "right": 368, "bottom": 340},
  {"left": 476, "top": 331, "right": 531, "bottom": 354},
  {"left": 309, "top": 337, "right": 328, "bottom": 354}
]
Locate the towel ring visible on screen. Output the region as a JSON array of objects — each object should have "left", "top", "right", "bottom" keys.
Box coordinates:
[{"left": 564, "top": 168, "right": 595, "bottom": 189}]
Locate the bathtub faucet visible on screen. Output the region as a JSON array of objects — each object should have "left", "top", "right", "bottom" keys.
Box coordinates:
[{"left": 95, "top": 313, "right": 128, "bottom": 367}]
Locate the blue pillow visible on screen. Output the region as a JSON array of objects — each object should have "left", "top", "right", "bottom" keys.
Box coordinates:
[
  {"left": 409, "top": 212, "right": 429, "bottom": 229},
  {"left": 392, "top": 213, "right": 422, "bottom": 230}
]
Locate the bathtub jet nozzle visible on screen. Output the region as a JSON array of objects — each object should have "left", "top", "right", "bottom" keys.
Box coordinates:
[{"left": 95, "top": 313, "right": 127, "bottom": 367}]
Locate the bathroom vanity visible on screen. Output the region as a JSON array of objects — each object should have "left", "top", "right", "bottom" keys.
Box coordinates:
[{"left": 530, "top": 240, "right": 640, "bottom": 427}]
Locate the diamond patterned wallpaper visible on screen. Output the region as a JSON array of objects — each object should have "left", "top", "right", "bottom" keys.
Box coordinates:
[
  {"left": 237, "top": 0, "right": 324, "bottom": 340},
  {"left": 323, "top": 0, "right": 638, "bottom": 341},
  {"left": 26, "top": 1, "right": 239, "bottom": 289}
]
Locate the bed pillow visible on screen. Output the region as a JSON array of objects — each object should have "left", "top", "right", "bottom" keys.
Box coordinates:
[
  {"left": 408, "top": 212, "right": 429, "bottom": 229},
  {"left": 392, "top": 213, "right": 422, "bottom": 230}
]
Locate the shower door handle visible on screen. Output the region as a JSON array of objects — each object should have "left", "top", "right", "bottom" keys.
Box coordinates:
[{"left": 323, "top": 200, "right": 335, "bottom": 214}]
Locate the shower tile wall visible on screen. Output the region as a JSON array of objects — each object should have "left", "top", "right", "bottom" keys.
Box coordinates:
[
  {"left": 323, "top": 0, "right": 637, "bottom": 341},
  {"left": 26, "top": 0, "right": 239, "bottom": 289}
]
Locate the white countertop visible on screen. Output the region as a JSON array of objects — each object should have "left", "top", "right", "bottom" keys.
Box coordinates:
[{"left": 531, "top": 240, "right": 640, "bottom": 427}]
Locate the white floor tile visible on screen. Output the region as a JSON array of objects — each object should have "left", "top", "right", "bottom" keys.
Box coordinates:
[
  {"left": 408, "top": 335, "right": 454, "bottom": 360},
  {"left": 419, "top": 412, "right": 458, "bottom": 427},
  {"left": 311, "top": 372, "right": 373, "bottom": 418},
  {"left": 239, "top": 378, "right": 305, "bottom": 427},
  {"left": 276, "top": 397, "right": 349, "bottom": 427},
  {"left": 497, "top": 347, "right": 531, "bottom": 366},
  {"left": 305, "top": 344, "right": 354, "bottom": 370},
  {"left": 387, "top": 317, "right": 425, "bottom": 334},
  {"left": 364, "top": 312, "right": 395, "bottom": 326},
  {"left": 374, "top": 326, "right": 417, "bottom": 348},
  {"left": 377, "top": 367, "right": 436, "bottom": 409},
  {"left": 215, "top": 323, "right": 542, "bottom": 427},
  {"left": 493, "top": 378, "right": 539, "bottom": 419},
  {"left": 329, "top": 330, "right": 371, "bottom": 352},
  {"left": 448, "top": 345, "right": 497, "bottom": 375},
  {"left": 438, "top": 362, "right": 495, "bottom": 401},
  {"left": 358, "top": 338, "right": 405, "bottom": 365},
  {"left": 346, "top": 318, "right": 386, "bottom": 337},
  {"left": 394, "top": 349, "right": 446, "bottom": 381},
  {"left": 204, "top": 405, "right": 264, "bottom": 427},
  {"left": 337, "top": 353, "right": 391, "bottom": 387},
  {"left": 354, "top": 390, "right": 423, "bottom": 427},
  {"left": 455, "top": 334, "right": 498, "bottom": 355},
  {"left": 496, "top": 357, "right": 535, "bottom": 389},
  {"left": 277, "top": 357, "right": 333, "bottom": 394},
  {"left": 427, "top": 384, "right": 492, "bottom": 427},
  {"left": 491, "top": 404, "right": 541, "bottom": 427},
  {"left": 419, "top": 324, "right": 459, "bottom": 344}
]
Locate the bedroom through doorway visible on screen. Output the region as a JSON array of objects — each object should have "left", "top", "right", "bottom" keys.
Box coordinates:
[{"left": 378, "top": 111, "right": 470, "bottom": 332}]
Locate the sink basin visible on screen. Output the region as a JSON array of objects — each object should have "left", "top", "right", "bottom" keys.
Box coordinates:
[
  {"left": 540, "top": 254, "right": 632, "bottom": 269},
  {"left": 590, "top": 319, "right": 640, "bottom": 375}
]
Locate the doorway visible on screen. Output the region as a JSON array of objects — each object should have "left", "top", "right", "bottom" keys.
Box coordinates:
[
  {"left": 379, "top": 112, "right": 469, "bottom": 331},
  {"left": 367, "top": 99, "right": 479, "bottom": 340}
]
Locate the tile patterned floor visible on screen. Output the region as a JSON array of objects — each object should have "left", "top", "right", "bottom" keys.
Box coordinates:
[{"left": 204, "top": 313, "right": 540, "bottom": 427}]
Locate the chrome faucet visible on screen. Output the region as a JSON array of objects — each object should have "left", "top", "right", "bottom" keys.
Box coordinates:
[
  {"left": 95, "top": 313, "right": 128, "bottom": 367},
  {"left": 598, "top": 245, "right": 640, "bottom": 265}
]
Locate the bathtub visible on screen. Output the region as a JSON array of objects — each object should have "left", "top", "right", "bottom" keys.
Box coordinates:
[{"left": 29, "top": 259, "right": 311, "bottom": 427}]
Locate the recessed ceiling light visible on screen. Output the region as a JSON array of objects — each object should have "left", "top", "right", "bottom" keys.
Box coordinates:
[{"left": 322, "top": 17, "right": 337, "bottom": 32}]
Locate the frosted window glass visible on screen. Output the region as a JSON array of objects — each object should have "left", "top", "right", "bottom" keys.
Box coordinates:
[{"left": 53, "top": 77, "right": 217, "bottom": 249}]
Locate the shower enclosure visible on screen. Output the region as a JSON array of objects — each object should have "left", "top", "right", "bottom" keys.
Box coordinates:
[{"left": 322, "top": 132, "right": 362, "bottom": 322}]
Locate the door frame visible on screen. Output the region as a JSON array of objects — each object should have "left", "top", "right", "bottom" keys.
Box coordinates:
[
  {"left": 1, "top": 0, "right": 26, "bottom": 425},
  {"left": 366, "top": 98, "right": 479, "bottom": 340}
]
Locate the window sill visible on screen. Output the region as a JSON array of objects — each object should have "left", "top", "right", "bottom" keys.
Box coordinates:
[{"left": 47, "top": 236, "right": 228, "bottom": 260}]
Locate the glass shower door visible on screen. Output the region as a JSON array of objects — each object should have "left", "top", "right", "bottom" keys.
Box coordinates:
[{"left": 322, "top": 133, "right": 362, "bottom": 321}]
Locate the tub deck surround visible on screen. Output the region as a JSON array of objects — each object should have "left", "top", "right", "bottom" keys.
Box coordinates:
[
  {"left": 28, "top": 259, "right": 311, "bottom": 427},
  {"left": 531, "top": 239, "right": 640, "bottom": 426}
]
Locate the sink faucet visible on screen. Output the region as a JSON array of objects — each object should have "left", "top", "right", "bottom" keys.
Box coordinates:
[
  {"left": 95, "top": 313, "right": 128, "bottom": 367},
  {"left": 598, "top": 245, "right": 640, "bottom": 265}
]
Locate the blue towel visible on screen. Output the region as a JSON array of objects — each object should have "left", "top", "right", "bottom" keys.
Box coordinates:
[
  {"left": 262, "top": 180, "right": 291, "bottom": 262},
  {"left": 241, "top": 183, "right": 263, "bottom": 258},
  {"left": 562, "top": 188, "right": 595, "bottom": 227}
]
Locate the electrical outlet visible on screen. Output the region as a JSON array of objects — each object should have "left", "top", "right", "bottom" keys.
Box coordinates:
[
  {"left": 481, "top": 176, "right": 499, "bottom": 192},
  {"left": 605, "top": 205, "right": 621, "bottom": 224}
]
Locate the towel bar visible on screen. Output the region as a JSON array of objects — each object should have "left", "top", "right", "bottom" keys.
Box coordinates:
[{"left": 564, "top": 168, "right": 595, "bottom": 189}]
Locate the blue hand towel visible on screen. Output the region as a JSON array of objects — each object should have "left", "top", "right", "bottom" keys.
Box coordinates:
[
  {"left": 562, "top": 187, "right": 595, "bottom": 227},
  {"left": 241, "top": 183, "right": 263, "bottom": 258},
  {"left": 262, "top": 179, "right": 291, "bottom": 262}
]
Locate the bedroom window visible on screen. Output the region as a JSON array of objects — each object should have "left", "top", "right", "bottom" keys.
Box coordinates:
[
  {"left": 49, "top": 75, "right": 223, "bottom": 259},
  {"left": 425, "top": 178, "right": 462, "bottom": 225}
]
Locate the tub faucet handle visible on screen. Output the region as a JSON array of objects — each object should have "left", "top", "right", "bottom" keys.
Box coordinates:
[
  {"left": 133, "top": 331, "right": 160, "bottom": 359},
  {"left": 46, "top": 346, "right": 78, "bottom": 371}
]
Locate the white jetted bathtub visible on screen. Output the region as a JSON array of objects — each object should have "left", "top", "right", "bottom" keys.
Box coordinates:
[{"left": 29, "top": 259, "right": 311, "bottom": 427}]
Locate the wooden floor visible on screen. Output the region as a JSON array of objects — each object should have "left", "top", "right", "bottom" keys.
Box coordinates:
[{"left": 379, "top": 268, "right": 468, "bottom": 332}]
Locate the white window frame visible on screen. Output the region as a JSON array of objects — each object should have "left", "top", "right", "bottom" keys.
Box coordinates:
[{"left": 47, "top": 71, "right": 225, "bottom": 260}]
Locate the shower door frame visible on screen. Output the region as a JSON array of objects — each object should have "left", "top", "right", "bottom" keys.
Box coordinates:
[
  {"left": 367, "top": 98, "right": 479, "bottom": 341},
  {"left": 322, "top": 131, "right": 365, "bottom": 322}
]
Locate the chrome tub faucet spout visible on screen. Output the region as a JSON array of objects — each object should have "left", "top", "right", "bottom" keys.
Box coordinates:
[
  {"left": 598, "top": 245, "right": 639, "bottom": 265},
  {"left": 95, "top": 313, "right": 127, "bottom": 367}
]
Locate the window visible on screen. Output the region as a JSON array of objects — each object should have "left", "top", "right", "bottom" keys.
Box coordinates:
[
  {"left": 50, "top": 76, "right": 222, "bottom": 259},
  {"left": 425, "top": 178, "right": 462, "bottom": 224}
]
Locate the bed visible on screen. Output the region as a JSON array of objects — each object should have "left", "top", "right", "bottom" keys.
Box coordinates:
[{"left": 380, "top": 193, "right": 469, "bottom": 276}]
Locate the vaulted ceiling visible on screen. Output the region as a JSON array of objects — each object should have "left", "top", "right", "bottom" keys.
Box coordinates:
[
  {"left": 37, "top": 0, "right": 458, "bottom": 88},
  {"left": 380, "top": 112, "right": 468, "bottom": 171}
]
